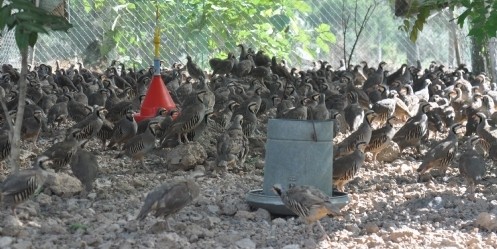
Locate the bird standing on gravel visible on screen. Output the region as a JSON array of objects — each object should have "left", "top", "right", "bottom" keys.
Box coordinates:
[
  {"left": 116, "top": 120, "right": 159, "bottom": 172},
  {"left": 458, "top": 136, "right": 487, "bottom": 193},
  {"left": 107, "top": 109, "right": 137, "bottom": 150},
  {"left": 1, "top": 156, "right": 52, "bottom": 218},
  {"left": 216, "top": 114, "right": 249, "bottom": 172},
  {"left": 272, "top": 184, "right": 342, "bottom": 242},
  {"left": 71, "top": 105, "right": 108, "bottom": 148},
  {"left": 70, "top": 148, "right": 99, "bottom": 193},
  {"left": 393, "top": 102, "right": 430, "bottom": 154},
  {"left": 333, "top": 142, "right": 367, "bottom": 192},
  {"left": 137, "top": 179, "right": 200, "bottom": 230},
  {"left": 334, "top": 110, "right": 376, "bottom": 157},
  {"left": 366, "top": 117, "right": 398, "bottom": 164},
  {"left": 417, "top": 123, "right": 463, "bottom": 178}
]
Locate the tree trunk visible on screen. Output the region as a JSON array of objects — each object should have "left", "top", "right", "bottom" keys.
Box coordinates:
[
  {"left": 470, "top": 36, "right": 486, "bottom": 74},
  {"left": 9, "top": 47, "right": 28, "bottom": 172},
  {"left": 488, "top": 38, "right": 497, "bottom": 82}
]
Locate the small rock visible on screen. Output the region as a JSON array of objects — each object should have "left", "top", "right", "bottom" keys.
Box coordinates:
[
  {"left": 36, "top": 193, "right": 52, "bottom": 206},
  {"left": 107, "top": 223, "right": 121, "bottom": 233},
  {"left": 364, "top": 223, "right": 380, "bottom": 234},
  {"left": 45, "top": 172, "right": 83, "bottom": 197},
  {"left": 255, "top": 160, "right": 265, "bottom": 169},
  {"left": 377, "top": 141, "right": 400, "bottom": 163},
  {"left": 41, "top": 221, "right": 67, "bottom": 235},
  {"left": 272, "top": 218, "right": 287, "bottom": 225},
  {"left": 163, "top": 142, "right": 207, "bottom": 171},
  {"left": 150, "top": 221, "right": 172, "bottom": 234},
  {"left": 12, "top": 240, "right": 33, "bottom": 249},
  {"left": 475, "top": 212, "right": 497, "bottom": 231},
  {"left": 281, "top": 245, "right": 300, "bottom": 249},
  {"left": 345, "top": 223, "right": 360, "bottom": 234},
  {"left": 1, "top": 216, "right": 22, "bottom": 236},
  {"left": 205, "top": 216, "right": 221, "bottom": 229},
  {"left": 254, "top": 208, "right": 271, "bottom": 222},
  {"left": 235, "top": 238, "right": 256, "bottom": 249},
  {"left": 388, "top": 227, "right": 420, "bottom": 242},
  {"left": 207, "top": 205, "right": 220, "bottom": 214},
  {"left": 303, "top": 239, "right": 317, "bottom": 248},
  {"left": 235, "top": 210, "right": 255, "bottom": 220},
  {"left": 0, "top": 236, "right": 14, "bottom": 248},
  {"left": 156, "top": 232, "right": 191, "bottom": 249},
  {"left": 87, "top": 192, "right": 97, "bottom": 200}
]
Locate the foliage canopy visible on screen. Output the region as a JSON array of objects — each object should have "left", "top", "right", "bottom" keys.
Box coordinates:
[{"left": 396, "top": 0, "right": 497, "bottom": 43}]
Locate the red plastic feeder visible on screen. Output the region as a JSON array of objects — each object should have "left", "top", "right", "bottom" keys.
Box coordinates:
[{"left": 134, "top": 74, "right": 176, "bottom": 122}]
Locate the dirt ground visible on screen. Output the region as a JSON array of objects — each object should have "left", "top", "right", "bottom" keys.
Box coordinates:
[{"left": 1, "top": 112, "right": 497, "bottom": 249}]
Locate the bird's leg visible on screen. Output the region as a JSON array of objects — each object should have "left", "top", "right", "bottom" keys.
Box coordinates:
[
  {"left": 177, "top": 134, "right": 183, "bottom": 145},
  {"left": 316, "top": 221, "right": 332, "bottom": 244},
  {"left": 11, "top": 207, "right": 18, "bottom": 219},
  {"left": 183, "top": 133, "right": 190, "bottom": 144},
  {"left": 140, "top": 158, "right": 151, "bottom": 172}
]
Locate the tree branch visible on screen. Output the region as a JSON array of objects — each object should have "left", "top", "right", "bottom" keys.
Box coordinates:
[
  {"left": 347, "top": 0, "right": 378, "bottom": 68},
  {"left": 341, "top": 0, "right": 350, "bottom": 66}
]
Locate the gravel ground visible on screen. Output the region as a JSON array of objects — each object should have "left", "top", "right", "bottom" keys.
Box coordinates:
[{"left": 1, "top": 112, "right": 497, "bottom": 249}]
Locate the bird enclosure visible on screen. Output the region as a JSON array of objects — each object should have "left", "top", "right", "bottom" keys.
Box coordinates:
[{"left": 0, "top": 0, "right": 475, "bottom": 70}]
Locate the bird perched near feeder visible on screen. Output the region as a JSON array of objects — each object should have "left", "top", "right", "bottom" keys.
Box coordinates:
[
  {"left": 107, "top": 109, "right": 138, "bottom": 150},
  {"left": 333, "top": 142, "right": 367, "bottom": 192},
  {"left": 216, "top": 114, "right": 249, "bottom": 172},
  {"left": 136, "top": 179, "right": 200, "bottom": 230},
  {"left": 1, "top": 156, "right": 52, "bottom": 218},
  {"left": 366, "top": 117, "right": 398, "bottom": 164},
  {"left": 334, "top": 110, "right": 376, "bottom": 157},
  {"left": 272, "top": 184, "right": 342, "bottom": 242},
  {"left": 166, "top": 90, "right": 207, "bottom": 144},
  {"left": 116, "top": 120, "right": 159, "bottom": 172}
]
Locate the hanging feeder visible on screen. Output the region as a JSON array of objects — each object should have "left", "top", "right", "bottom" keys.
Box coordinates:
[{"left": 246, "top": 119, "right": 349, "bottom": 215}]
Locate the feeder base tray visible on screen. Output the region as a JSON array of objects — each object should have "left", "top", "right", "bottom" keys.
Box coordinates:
[{"left": 246, "top": 189, "right": 349, "bottom": 216}]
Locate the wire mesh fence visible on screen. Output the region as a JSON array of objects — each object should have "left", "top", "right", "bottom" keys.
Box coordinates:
[{"left": 0, "top": 0, "right": 474, "bottom": 71}]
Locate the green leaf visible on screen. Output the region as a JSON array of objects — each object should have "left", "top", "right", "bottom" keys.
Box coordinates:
[
  {"left": 0, "top": 5, "right": 12, "bottom": 29},
  {"left": 315, "top": 23, "right": 330, "bottom": 33},
  {"left": 457, "top": 8, "right": 471, "bottom": 28},
  {"left": 28, "top": 32, "right": 38, "bottom": 47},
  {"left": 294, "top": 1, "right": 312, "bottom": 13},
  {"left": 15, "top": 27, "right": 29, "bottom": 50}
]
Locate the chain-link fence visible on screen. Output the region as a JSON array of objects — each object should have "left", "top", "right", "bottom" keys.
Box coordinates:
[{"left": 0, "top": 0, "right": 474, "bottom": 72}]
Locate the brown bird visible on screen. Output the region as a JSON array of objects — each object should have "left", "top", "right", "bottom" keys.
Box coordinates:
[
  {"left": 334, "top": 110, "right": 376, "bottom": 157},
  {"left": 1, "top": 156, "right": 52, "bottom": 218},
  {"left": 42, "top": 128, "right": 80, "bottom": 172},
  {"left": 393, "top": 102, "right": 430, "bottom": 154},
  {"left": 216, "top": 114, "right": 249, "bottom": 172},
  {"left": 71, "top": 106, "right": 108, "bottom": 148},
  {"left": 366, "top": 117, "right": 398, "bottom": 163},
  {"left": 417, "top": 123, "right": 463, "bottom": 178},
  {"left": 20, "top": 109, "right": 44, "bottom": 147},
  {"left": 333, "top": 142, "right": 367, "bottom": 192},
  {"left": 167, "top": 90, "right": 207, "bottom": 144},
  {"left": 458, "top": 136, "right": 487, "bottom": 193},
  {"left": 116, "top": 120, "right": 159, "bottom": 172},
  {"left": 136, "top": 179, "right": 200, "bottom": 230},
  {"left": 70, "top": 148, "right": 99, "bottom": 193},
  {"left": 186, "top": 55, "right": 205, "bottom": 80},
  {"left": 273, "top": 184, "right": 342, "bottom": 242}
]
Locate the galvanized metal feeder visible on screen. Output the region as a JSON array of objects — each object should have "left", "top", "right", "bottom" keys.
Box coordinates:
[{"left": 246, "top": 119, "right": 349, "bottom": 215}]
